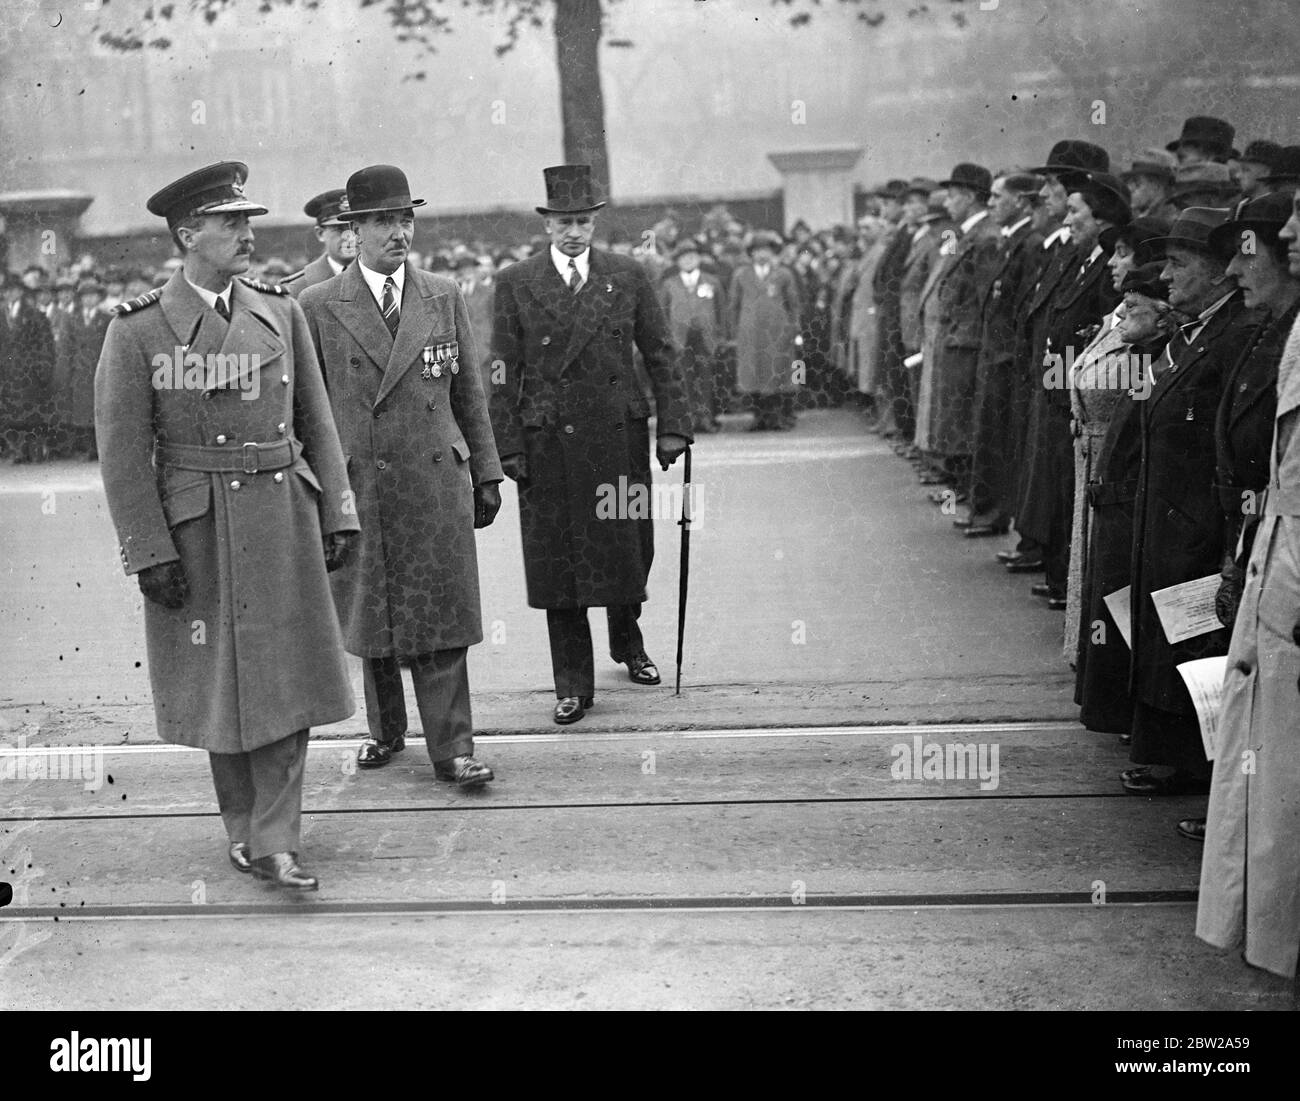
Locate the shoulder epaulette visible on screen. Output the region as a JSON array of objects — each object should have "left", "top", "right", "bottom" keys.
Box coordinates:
[
  {"left": 113, "top": 288, "right": 163, "bottom": 316},
  {"left": 238, "top": 276, "right": 290, "bottom": 296}
]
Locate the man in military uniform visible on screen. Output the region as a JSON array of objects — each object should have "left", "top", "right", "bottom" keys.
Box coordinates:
[
  {"left": 281, "top": 188, "right": 357, "bottom": 299},
  {"left": 95, "top": 162, "right": 359, "bottom": 891},
  {"left": 300, "top": 165, "right": 502, "bottom": 784},
  {"left": 490, "top": 164, "right": 692, "bottom": 726}
]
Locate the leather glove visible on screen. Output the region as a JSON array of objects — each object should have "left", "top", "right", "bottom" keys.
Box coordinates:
[
  {"left": 137, "top": 561, "right": 189, "bottom": 610},
  {"left": 322, "top": 530, "right": 358, "bottom": 572},
  {"left": 1215, "top": 563, "right": 1245, "bottom": 630},
  {"left": 500, "top": 452, "right": 528, "bottom": 484},
  {"left": 656, "top": 434, "right": 689, "bottom": 471},
  {"left": 474, "top": 482, "right": 502, "bottom": 529}
]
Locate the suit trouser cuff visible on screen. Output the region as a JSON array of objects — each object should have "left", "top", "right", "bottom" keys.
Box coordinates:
[{"left": 209, "top": 729, "right": 309, "bottom": 860}]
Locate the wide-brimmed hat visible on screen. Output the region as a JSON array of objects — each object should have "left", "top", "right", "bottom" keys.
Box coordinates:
[
  {"left": 1119, "top": 261, "right": 1171, "bottom": 301},
  {"left": 1263, "top": 146, "right": 1300, "bottom": 183},
  {"left": 1075, "top": 171, "right": 1133, "bottom": 226},
  {"left": 344, "top": 164, "right": 426, "bottom": 218},
  {"left": 1148, "top": 206, "right": 1234, "bottom": 254},
  {"left": 1238, "top": 140, "right": 1284, "bottom": 171},
  {"left": 1166, "top": 116, "right": 1236, "bottom": 160},
  {"left": 903, "top": 176, "right": 939, "bottom": 199},
  {"left": 1114, "top": 215, "right": 1172, "bottom": 264},
  {"left": 303, "top": 188, "right": 350, "bottom": 226},
  {"left": 146, "top": 161, "right": 268, "bottom": 226},
  {"left": 1121, "top": 148, "right": 1177, "bottom": 185},
  {"left": 1208, "top": 191, "right": 1295, "bottom": 255},
  {"left": 1029, "top": 139, "right": 1110, "bottom": 179},
  {"left": 535, "top": 164, "right": 606, "bottom": 216},
  {"left": 939, "top": 163, "right": 993, "bottom": 197},
  {"left": 746, "top": 230, "right": 783, "bottom": 255}
]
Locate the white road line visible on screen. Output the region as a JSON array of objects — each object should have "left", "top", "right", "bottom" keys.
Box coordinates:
[{"left": 0, "top": 720, "right": 1083, "bottom": 758}]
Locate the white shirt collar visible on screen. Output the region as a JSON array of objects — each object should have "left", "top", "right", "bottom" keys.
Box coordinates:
[
  {"left": 327, "top": 255, "right": 345, "bottom": 276},
  {"left": 551, "top": 245, "right": 590, "bottom": 283},
  {"left": 960, "top": 209, "right": 989, "bottom": 234},
  {"left": 358, "top": 259, "right": 404, "bottom": 307},
  {"left": 682, "top": 269, "right": 699, "bottom": 287},
  {"left": 1001, "top": 216, "right": 1031, "bottom": 239},
  {"left": 185, "top": 276, "right": 233, "bottom": 313},
  {"left": 1045, "top": 226, "right": 1071, "bottom": 248}
]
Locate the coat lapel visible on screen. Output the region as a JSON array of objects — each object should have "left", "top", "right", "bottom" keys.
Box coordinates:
[
  {"left": 209, "top": 280, "right": 283, "bottom": 391},
  {"left": 520, "top": 251, "right": 578, "bottom": 327},
  {"left": 376, "top": 265, "right": 452, "bottom": 407},
  {"left": 325, "top": 262, "right": 393, "bottom": 372},
  {"left": 558, "top": 249, "right": 614, "bottom": 369},
  {"left": 160, "top": 271, "right": 225, "bottom": 365}
]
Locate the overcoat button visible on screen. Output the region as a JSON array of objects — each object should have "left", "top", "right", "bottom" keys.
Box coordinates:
[
  {"left": 1250, "top": 564, "right": 1259, "bottom": 577},
  {"left": 216, "top": 434, "right": 228, "bottom": 444},
  {"left": 377, "top": 460, "right": 387, "bottom": 470},
  {"left": 1235, "top": 660, "right": 1252, "bottom": 675},
  {"left": 277, "top": 422, "right": 286, "bottom": 435},
  {"left": 564, "top": 424, "right": 575, "bottom": 435},
  {"left": 230, "top": 480, "right": 241, "bottom": 490},
  {"left": 281, "top": 374, "right": 289, "bottom": 385},
  {"left": 350, "top": 356, "right": 360, "bottom": 366},
  {"left": 432, "top": 450, "right": 444, "bottom": 462},
  {"left": 427, "top": 399, "right": 437, "bottom": 410},
  {"left": 541, "top": 336, "right": 551, "bottom": 346},
  {"left": 201, "top": 391, "right": 213, "bottom": 401},
  {"left": 609, "top": 375, "right": 618, "bottom": 384},
  {"left": 374, "top": 408, "right": 382, "bottom": 419},
  {"left": 612, "top": 328, "right": 622, "bottom": 337},
  {"left": 273, "top": 472, "right": 284, "bottom": 483}
]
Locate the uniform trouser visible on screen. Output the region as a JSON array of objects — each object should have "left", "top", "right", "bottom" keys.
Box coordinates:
[
  {"left": 546, "top": 605, "right": 645, "bottom": 698},
  {"left": 362, "top": 649, "right": 473, "bottom": 763},
  {"left": 209, "top": 730, "right": 308, "bottom": 861}
]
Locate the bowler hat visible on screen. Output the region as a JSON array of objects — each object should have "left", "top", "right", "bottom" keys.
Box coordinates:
[
  {"left": 746, "top": 231, "right": 783, "bottom": 255},
  {"left": 1121, "top": 148, "right": 1177, "bottom": 185},
  {"left": 1239, "top": 140, "right": 1283, "bottom": 171},
  {"left": 344, "top": 164, "right": 426, "bottom": 218},
  {"left": 671, "top": 238, "right": 705, "bottom": 260},
  {"left": 1149, "top": 206, "right": 1233, "bottom": 254},
  {"left": 303, "top": 188, "right": 350, "bottom": 226},
  {"left": 147, "top": 161, "right": 268, "bottom": 226},
  {"left": 1076, "top": 171, "right": 1133, "bottom": 226},
  {"left": 1030, "top": 139, "right": 1110, "bottom": 179},
  {"left": 1166, "top": 116, "right": 1235, "bottom": 160},
  {"left": 1262, "top": 146, "right": 1300, "bottom": 184},
  {"left": 535, "top": 164, "right": 606, "bottom": 216},
  {"left": 903, "top": 176, "right": 939, "bottom": 199},
  {"left": 873, "top": 178, "right": 910, "bottom": 200},
  {"left": 1119, "top": 262, "right": 1171, "bottom": 301},
  {"left": 1208, "top": 191, "right": 1295, "bottom": 255},
  {"left": 939, "top": 163, "right": 993, "bottom": 196}
]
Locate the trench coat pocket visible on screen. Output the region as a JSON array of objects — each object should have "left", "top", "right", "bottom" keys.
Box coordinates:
[
  {"left": 451, "top": 439, "right": 470, "bottom": 463},
  {"left": 292, "top": 460, "right": 323, "bottom": 495},
  {"left": 161, "top": 479, "right": 212, "bottom": 530}
]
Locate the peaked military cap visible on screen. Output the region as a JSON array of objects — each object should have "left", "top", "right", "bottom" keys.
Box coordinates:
[
  {"left": 146, "top": 161, "right": 268, "bottom": 226},
  {"left": 303, "top": 188, "right": 350, "bottom": 226}
]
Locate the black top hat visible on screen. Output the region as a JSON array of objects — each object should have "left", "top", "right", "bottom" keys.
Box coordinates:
[
  {"left": 1119, "top": 262, "right": 1171, "bottom": 301},
  {"left": 535, "top": 164, "right": 606, "bottom": 216},
  {"left": 303, "top": 188, "right": 350, "bottom": 226},
  {"left": 1263, "top": 146, "right": 1300, "bottom": 183},
  {"left": 939, "top": 163, "right": 993, "bottom": 196},
  {"left": 1149, "top": 206, "right": 1234, "bottom": 254},
  {"left": 146, "top": 161, "right": 269, "bottom": 226},
  {"left": 1208, "top": 191, "right": 1295, "bottom": 254},
  {"left": 344, "top": 165, "right": 426, "bottom": 218},
  {"left": 1030, "top": 140, "right": 1110, "bottom": 179},
  {"left": 1239, "top": 140, "right": 1283, "bottom": 170},
  {"left": 1166, "top": 116, "right": 1236, "bottom": 159}
]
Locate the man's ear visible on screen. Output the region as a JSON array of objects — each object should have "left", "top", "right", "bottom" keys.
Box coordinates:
[{"left": 314, "top": 225, "right": 327, "bottom": 244}]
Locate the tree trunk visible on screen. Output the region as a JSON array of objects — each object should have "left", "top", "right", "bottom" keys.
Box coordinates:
[{"left": 553, "top": 0, "right": 610, "bottom": 201}]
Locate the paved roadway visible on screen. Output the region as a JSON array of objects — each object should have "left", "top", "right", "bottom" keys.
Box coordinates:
[{"left": 1, "top": 410, "right": 1291, "bottom": 1010}]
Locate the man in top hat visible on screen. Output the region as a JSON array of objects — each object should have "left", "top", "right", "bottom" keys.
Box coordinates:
[
  {"left": 489, "top": 164, "right": 692, "bottom": 725},
  {"left": 1167, "top": 116, "right": 1237, "bottom": 167},
  {"left": 1121, "top": 206, "right": 1263, "bottom": 797},
  {"left": 282, "top": 188, "right": 357, "bottom": 299},
  {"left": 94, "top": 161, "right": 359, "bottom": 891},
  {"left": 1121, "top": 149, "right": 1178, "bottom": 222},
  {"left": 659, "top": 236, "right": 728, "bottom": 435},
  {"left": 300, "top": 164, "right": 502, "bottom": 782},
  {"left": 1235, "top": 140, "right": 1284, "bottom": 200}
]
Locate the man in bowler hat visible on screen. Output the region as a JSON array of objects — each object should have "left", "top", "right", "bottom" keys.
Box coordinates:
[
  {"left": 95, "top": 161, "right": 359, "bottom": 890},
  {"left": 489, "top": 164, "right": 692, "bottom": 725},
  {"left": 282, "top": 188, "right": 357, "bottom": 298},
  {"left": 300, "top": 165, "right": 503, "bottom": 783}
]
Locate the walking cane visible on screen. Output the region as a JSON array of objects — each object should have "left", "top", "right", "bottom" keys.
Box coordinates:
[{"left": 675, "top": 444, "right": 693, "bottom": 696}]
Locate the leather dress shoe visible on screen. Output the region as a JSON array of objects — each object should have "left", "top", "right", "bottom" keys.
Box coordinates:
[
  {"left": 1177, "top": 817, "right": 1207, "bottom": 842},
  {"left": 554, "top": 695, "right": 595, "bottom": 724},
  {"left": 357, "top": 735, "right": 405, "bottom": 769},
  {"left": 1122, "top": 770, "right": 1211, "bottom": 796},
  {"left": 952, "top": 515, "right": 974, "bottom": 529},
  {"left": 995, "top": 549, "right": 1020, "bottom": 564},
  {"left": 228, "top": 841, "right": 252, "bottom": 874},
  {"left": 1118, "top": 732, "right": 1133, "bottom": 746},
  {"left": 622, "top": 651, "right": 661, "bottom": 686},
  {"left": 1119, "top": 765, "right": 1151, "bottom": 784},
  {"left": 964, "top": 517, "right": 1009, "bottom": 537},
  {"left": 250, "top": 852, "right": 319, "bottom": 892},
  {"left": 1005, "top": 557, "right": 1045, "bottom": 574},
  {"left": 1030, "top": 582, "right": 1052, "bottom": 597},
  {"left": 435, "top": 755, "right": 494, "bottom": 787}
]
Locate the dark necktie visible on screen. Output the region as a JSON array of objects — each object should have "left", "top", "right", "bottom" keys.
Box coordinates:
[
  {"left": 381, "top": 277, "right": 399, "bottom": 337},
  {"left": 214, "top": 296, "right": 230, "bottom": 322},
  {"left": 568, "top": 258, "right": 582, "bottom": 293}
]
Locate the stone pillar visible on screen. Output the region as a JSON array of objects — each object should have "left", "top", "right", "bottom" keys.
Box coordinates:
[
  {"left": 0, "top": 191, "right": 95, "bottom": 273},
  {"left": 766, "top": 146, "right": 863, "bottom": 232}
]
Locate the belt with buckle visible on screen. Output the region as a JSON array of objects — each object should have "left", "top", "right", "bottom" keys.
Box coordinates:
[{"left": 156, "top": 439, "right": 298, "bottom": 474}]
